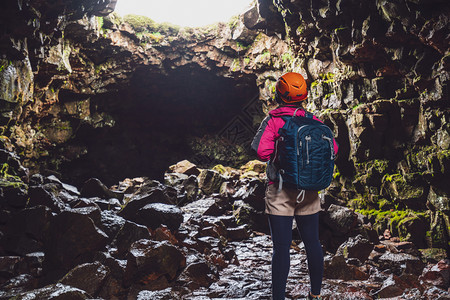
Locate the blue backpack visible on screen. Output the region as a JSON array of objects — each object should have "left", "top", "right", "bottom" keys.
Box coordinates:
[{"left": 273, "top": 108, "right": 336, "bottom": 192}]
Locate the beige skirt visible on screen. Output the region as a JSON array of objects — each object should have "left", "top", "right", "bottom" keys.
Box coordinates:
[{"left": 265, "top": 184, "right": 321, "bottom": 216}]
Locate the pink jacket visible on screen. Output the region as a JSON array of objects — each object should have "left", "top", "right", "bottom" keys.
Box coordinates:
[{"left": 251, "top": 106, "right": 339, "bottom": 162}]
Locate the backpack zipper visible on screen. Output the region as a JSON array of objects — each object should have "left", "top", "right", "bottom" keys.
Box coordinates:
[
  {"left": 305, "top": 135, "right": 311, "bottom": 164},
  {"left": 322, "top": 135, "right": 334, "bottom": 160}
]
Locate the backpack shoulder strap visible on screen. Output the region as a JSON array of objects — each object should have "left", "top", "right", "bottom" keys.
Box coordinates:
[{"left": 305, "top": 111, "right": 314, "bottom": 119}]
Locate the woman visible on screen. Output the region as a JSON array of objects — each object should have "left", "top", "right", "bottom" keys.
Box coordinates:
[{"left": 251, "top": 72, "right": 338, "bottom": 300}]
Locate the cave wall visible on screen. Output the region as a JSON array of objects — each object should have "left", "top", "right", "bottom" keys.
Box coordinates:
[
  {"left": 260, "top": 0, "right": 449, "bottom": 249},
  {"left": 0, "top": 0, "right": 290, "bottom": 185}
]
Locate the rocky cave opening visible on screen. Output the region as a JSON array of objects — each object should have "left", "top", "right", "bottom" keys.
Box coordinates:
[{"left": 57, "top": 65, "right": 261, "bottom": 186}]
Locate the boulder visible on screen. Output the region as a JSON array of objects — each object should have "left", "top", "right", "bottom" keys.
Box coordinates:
[
  {"left": 99, "top": 210, "right": 126, "bottom": 242},
  {"left": 112, "top": 221, "right": 151, "bottom": 258},
  {"left": 378, "top": 252, "right": 425, "bottom": 276},
  {"left": 46, "top": 175, "right": 80, "bottom": 196},
  {"left": 44, "top": 210, "right": 108, "bottom": 271},
  {"left": 323, "top": 255, "right": 369, "bottom": 280},
  {"left": 168, "top": 160, "right": 200, "bottom": 176},
  {"left": 118, "top": 188, "right": 171, "bottom": 221},
  {"left": 80, "top": 178, "right": 123, "bottom": 201},
  {"left": 198, "top": 169, "right": 226, "bottom": 195},
  {"left": 27, "top": 186, "right": 69, "bottom": 213},
  {"left": 336, "top": 234, "right": 374, "bottom": 263},
  {"left": 324, "top": 204, "right": 361, "bottom": 236},
  {"left": 419, "top": 259, "right": 450, "bottom": 290},
  {"left": 59, "top": 262, "right": 110, "bottom": 297},
  {"left": 123, "top": 239, "right": 186, "bottom": 287},
  {"left": 178, "top": 256, "right": 218, "bottom": 288},
  {"left": 135, "top": 203, "right": 184, "bottom": 231}
]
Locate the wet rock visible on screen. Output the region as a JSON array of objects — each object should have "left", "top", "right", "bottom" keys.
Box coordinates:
[
  {"left": 233, "top": 200, "right": 269, "bottom": 233},
  {"left": 323, "top": 255, "right": 369, "bottom": 280},
  {"left": 336, "top": 234, "right": 374, "bottom": 262},
  {"left": 135, "top": 203, "right": 184, "bottom": 231},
  {"left": 11, "top": 283, "right": 91, "bottom": 299},
  {"left": 168, "top": 160, "right": 200, "bottom": 176},
  {"left": 93, "top": 197, "right": 122, "bottom": 211},
  {"left": 135, "top": 288, "right": 175, "bottom": 300},
  {"left": 59, "top": 262, "right": 110, "bottom": 297},
  {"left": 99, "top": 210, "right": 126, "bottom": 242},
  {"left": 150, "top": 225, "right": 180, "bottom": 246},
  {"left": 46, "top": 175, "right": 80, "bottom": 196},
  {"left": 0, "top": 256, "right": 22, "bottom": 283},
  {"left": 378, "top": 252, "right": 425, "bottom": 276},
  {"left": 0, "top": 274, "right": 38, "bottom": 298},
  {"left": 182, "top": 175, "right": 200, "bottom": 204},
  {"left": 70, "top": 206, "right": 102, "bottom": 228},
  {"left": 112, "top": 221, "right": 151, "bottom": 259},
  {"left": 123, "top": 239, "right": 186, "bottom": 287},
  {"left": 27, "top": 186, "right": 69, "bottom": 213},
  {"left": 374, "top": 273, "right": 422, "bottom": 298},
  {"left": 324, "top": 204, "right": 361, "bottom": 235},
  {"left": 420, "top": 259, "right": 450, "bottom": 290},
  {"left": 80, "top": 178, "right": 123, "bottom": 201},
  {"left": 232, "top": 178, "right": 266, "bottom": 211},
  {"left": 198, "top": 169, "right": 226, "bottom": 195},
  {"left": 24, "top": 252, "right": 44, "bottom": 278},
  {"left": 44, "top": 210, "right": 108, "bottom": 271},
  {"left": 227, "top": 225, "right": 251, "bottom": 241},
  {"left": 178, "top": 255, "right": 218, "bottom": 288},
  {"left": 118, "top": 188, "right": 171, "bottom": 221}
]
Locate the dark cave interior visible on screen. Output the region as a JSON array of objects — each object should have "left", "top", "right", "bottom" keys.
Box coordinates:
[{"left": 58, "top": 65, "right": 262, "bottom": 186}]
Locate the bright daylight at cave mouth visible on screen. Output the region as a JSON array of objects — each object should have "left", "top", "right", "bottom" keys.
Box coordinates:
[{"left": 114, "top": 0, "right": 254, "bottom": 27}]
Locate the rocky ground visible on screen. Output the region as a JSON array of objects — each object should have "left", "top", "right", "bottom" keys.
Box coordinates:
[{"left": 0, "top": 153, "right": 449, "bottom": 300}]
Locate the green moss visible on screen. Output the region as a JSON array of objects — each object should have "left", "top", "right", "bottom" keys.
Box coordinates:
[
  {"left": 0, "top": 163, "right": 27, "bottom": 189},
  {"left": 97, "top": 16, "right": 104, "bottom": 29},
  {"left": 228, "top": 15, "right": 239, "bottom": 30},
  {"left": 311, "top": 81, "right": 319, "bottom": 89},
  {"left": 357, "top": 208, "right": 428, "bottom": 238},
  {"left": 0, "top": 60, "right": 12, "bottom": 73}
]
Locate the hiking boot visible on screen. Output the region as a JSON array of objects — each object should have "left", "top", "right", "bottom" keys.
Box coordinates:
[{"left": 307, "top": 292, "right": 322, "bottom": 300}]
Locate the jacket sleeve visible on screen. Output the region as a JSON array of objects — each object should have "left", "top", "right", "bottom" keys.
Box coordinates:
[
  {"left": 251, "top": 115, "right": 270, "bottom": 153},
  {"left": 254, "top": 117, "right": 279, "bottom": 162}
]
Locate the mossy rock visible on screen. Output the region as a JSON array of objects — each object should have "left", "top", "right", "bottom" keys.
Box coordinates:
[
  {"left": 240, "top": 160, "right": 266, "bottom": 173},
  {"left": 381, "top": 173, "right": 426, "bottom": 210}
]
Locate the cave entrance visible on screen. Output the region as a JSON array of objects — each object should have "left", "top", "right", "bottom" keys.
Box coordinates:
[{"left": 61, "top": 65, "right": 262, "bottom": 186}]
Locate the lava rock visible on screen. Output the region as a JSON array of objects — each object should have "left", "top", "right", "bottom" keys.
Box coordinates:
[
  {"left": 168, "top": 160, "right": 200, "bottom": 176},
  {"left": 99, "top": 210, "right": 126, "bottom": 242},
  {"left": 419, "top": 259, "right": 450, "bottom": 290},
  {"left": 198, "top": 169, "right": 226, "bottom": 195},
  {"left": 135, "top": 203, "right": 184, "bottom": 231},
  {"left": 323, "top": 255, "right": 369, "bottom": 280},
  {"left": 377, "top": 252, "right": 425, "bottom": 276},
  {"left": 123, "top": 239, "right": 186, "bottom": 287},
  {"left": 80, "top": 178, "right": 123, "bottom": 201},
  {"left": 336, "top": 234, "right": 374, "bottom": 263},
  {"left": 43, "top": 210, "right": 108, "bottom": 271},
  {"left": 118, "top": 188, "right": 171, "bottom": 221},
  {"left": 59, "top": 261, "right": 110, "bottom": 297},
  {"left": 27, "top": 186, "right": 69, "bottom": 213},
  {"left": 112, "top": 221, "right": 151, "bottom": 259}
]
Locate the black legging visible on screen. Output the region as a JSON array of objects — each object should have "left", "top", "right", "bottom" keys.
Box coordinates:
[{"left": 268, "top": 213, "right": 323, "bottom": 300}]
